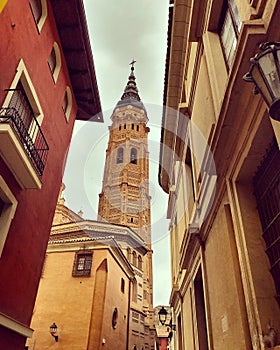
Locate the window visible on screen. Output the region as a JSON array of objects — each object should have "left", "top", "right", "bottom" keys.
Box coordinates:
[
  {"left": 30, "top": 0, "right": 42, "bottom": 24},
  {"left": 29, "top": 0, "right": 47, "bottom": 32},
  {"left": 137, "top": 125, "right": 139, "bottom": 131},
  {"left": 130, "top": 148, "right": 137, "bottom": 164},
  {"left": 48, "top": 42, "right": 61, "bottom": 83},
  {"left": 127, "top": 247, "right": 131, "bottom": 262},
  {"left": 132, "top": 279, "right": 137, "bottom": 302},
  {"left": 138, "top": 255, "right": 143, "bottom": 270},
  {"left": 117, "top": 147, "right": 124, "bottom": 164},
  {"left": 0, "top": 59, "right": 48, "bottom": 187},
  {"left": 132, "top": 251, "right": 137, "bottom": 266},
  {"left": 0, "top": 176, "right": 18, "bottom": 257},
  {"left": 62, "top": 86, "right": 72, "bottom": 122},
  {"left": 112, "top": 307, "right": 118, "bottom": 329},
  {"left": 132, "top": 123, "right": 134, "bottom": 130},
  {"left": 194, "top": 267, "right": 209, "bottom": 349},
  {"left": 254, "top": 141, "right": 280, "bottom": 307},
  {"left": 219, "top": 0, "right": 241, "bottom": 68},
  {"left": 0, "top": 198, "right": 4, "bottom": 216},
  {"left": 119, "top": 124, "right": 121, "bottom": 130},
  {"left": 72, "top": 252, "right": 93, "bottom": 277},
  {"left": 121, "top": 278, "right": 125, "bottom": 293}
]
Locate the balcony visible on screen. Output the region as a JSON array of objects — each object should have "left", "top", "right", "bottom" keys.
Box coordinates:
[{"left": 0, "top": 93, "right": 49, "bottom": 189}]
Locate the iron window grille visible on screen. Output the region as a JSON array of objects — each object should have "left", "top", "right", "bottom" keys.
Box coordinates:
[
  {"left": 254, "top": 140, "right": 280, "bottom": 307},
  {"left": 0, "top": 83, "right": 49, "bottom": 177},
  {"left": 72, "top": 251, "right": 93, "bottom": 277}
]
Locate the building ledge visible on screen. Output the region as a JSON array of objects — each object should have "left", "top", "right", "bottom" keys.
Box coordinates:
[
  {"left": 0, "top": 124, "right": 42, "bottom": 189},
  {"left": 0, "top": 312, "right": 33, "bottom": 338}
]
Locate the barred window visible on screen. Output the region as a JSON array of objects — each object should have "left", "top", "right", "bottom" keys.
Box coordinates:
[
  {"left": 254, "top": 141, "right": 280, "bottom": 307},
  {"left": 72, "top": 252, "right": 93, "bottom": 277}
]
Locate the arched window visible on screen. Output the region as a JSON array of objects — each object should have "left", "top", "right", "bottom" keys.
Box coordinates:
[
  {"left": 119, "top": 124, "right": 121, "bottom": 130},
  {"left": 48, "top": 42, "right": 61, "bottom": 83},
  {"left": 29, "top": 0, "right": 47, "bottom": 31},
  {"left": 132, "top": 279, "right": 137, "bottom": 302},
  {"left": 62, "top": 86, "right": 72, "bottom": 122},
  {"left": 136, "top": 125, "right": 139, "bottom": 131},
  {"left": 117, "top": 147, "right": 123, "bottom": 164},
  {"left": 131, "top": 123, "right": 134, "bottom": 130},
  {"left": 127, "top": 247, "right": 131, "bottom": 262},
  {"left": 112, "top": 307, "right": 118, "bottom": 329},
  {"left": 132, "top": 251, "right": 137, "bottom": 266},
  {"left": 130, "top": 148, "right": 137, "bottom": 164},
  {"left": 138, "top": 255, "right": 142, "bottom": 270}
]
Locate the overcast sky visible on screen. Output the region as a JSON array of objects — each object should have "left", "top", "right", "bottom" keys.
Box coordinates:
[{"left": 62, "top": 0, "right": 171, "bottom": 306}]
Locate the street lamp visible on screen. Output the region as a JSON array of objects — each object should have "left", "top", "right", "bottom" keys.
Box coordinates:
[
  {"left": 158, "top": 306, "right": 168, "bottom": 326},
  {"left": 243, "top": 42, "right": 280, "bottom": 121},
  {"left": 50, "top": 322, "right": 58, "bottom": 342}
]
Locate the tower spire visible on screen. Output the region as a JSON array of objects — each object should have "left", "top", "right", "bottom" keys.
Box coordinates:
[{"left": 116, "top": 60, "right": 146, "bottom": 111}]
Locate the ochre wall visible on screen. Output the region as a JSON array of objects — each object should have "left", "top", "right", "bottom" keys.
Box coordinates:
[{"left": 28, "top": 247, "right": 130, "bottom": 350}]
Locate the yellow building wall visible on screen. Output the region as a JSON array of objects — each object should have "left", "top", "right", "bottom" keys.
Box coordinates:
[
  {"left": 28, "top": 247, "right": 130, "bottom": 350},
  {"left": 204, "top": 194, "right": 250, "bottom": 349}
]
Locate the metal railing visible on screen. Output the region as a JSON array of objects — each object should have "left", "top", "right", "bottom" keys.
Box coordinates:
[{"left": 0, "top": 106, "right": 49, "bottom": 177}]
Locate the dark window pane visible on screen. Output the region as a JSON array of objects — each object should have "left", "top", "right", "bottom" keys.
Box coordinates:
[
  {"left": 0, "top": 198, "right": 5, "bottom": 216},
  {"left": 30, "top": 0, "right": 42, "bottom": 24},
  {"left": 48, "top": 47, "right": 56, "bottom": 74}
]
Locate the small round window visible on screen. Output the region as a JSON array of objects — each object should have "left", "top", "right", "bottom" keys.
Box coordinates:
[{"left": 112, "top": 307, "right": 118, "bottom": 329}]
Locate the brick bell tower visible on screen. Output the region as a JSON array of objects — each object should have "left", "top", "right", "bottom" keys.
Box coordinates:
[
  {"left": 98, "top": 62, "right": 151, "bottom": 244},
  {"left": 98, "top": 62, "right": 155, "bottom": 348}
]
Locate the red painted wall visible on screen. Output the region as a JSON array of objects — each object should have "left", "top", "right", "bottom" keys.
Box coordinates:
[{"left": 0, "top": 1, "right": 79, "bottom": 348}]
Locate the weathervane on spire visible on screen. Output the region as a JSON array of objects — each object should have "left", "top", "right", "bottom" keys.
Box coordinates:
[{"left": 130, "top": 59, "right": 136, "bottom": 69}]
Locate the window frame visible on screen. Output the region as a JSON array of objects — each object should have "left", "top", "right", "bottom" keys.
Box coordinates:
[
  {"left": 117, "top": 147, "right": 124, "bottom": 164},
  {"left": 48, "top": 42, "right": 61, "bottom": 83},
  {"left": 130, "top": 148, "right": 137, "bottom": 164},
  {"left": 72, "top": 251, "right": 93, "bottom": 277},
  {"left": 121, "top": 278, "right": 125, "bottom": 293},
  {"left": 219, "top": 0, "right": 241, "bottom": 68},
  {"left": 62, "top": 86, "right": 72, "bottom": 122},
  {"left": 29, "top": 0, "right": 48, "bottom": 33},
  {"left": 0, "top": 59, "right": 46, "bottom": 188},
  {"left": 0, "top": 176, "right": 18, "bottom": 257}
]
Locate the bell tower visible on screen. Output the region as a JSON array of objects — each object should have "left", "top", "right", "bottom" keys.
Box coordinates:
[
  {"left": 98, "top": 62, "right": 151, "bottom": 244},
  {"left": 98, "top": 62, "right": 155, "bottom": 348}
]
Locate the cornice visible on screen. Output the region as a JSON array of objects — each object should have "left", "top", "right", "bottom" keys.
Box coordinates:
[{"left": 51, "top": 220, "right": 148, "bottom": 254}]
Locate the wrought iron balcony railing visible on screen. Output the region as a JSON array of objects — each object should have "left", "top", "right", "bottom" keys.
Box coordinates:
[{"left": 0, "top": 106, "right": 49, "bottom": 177}]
